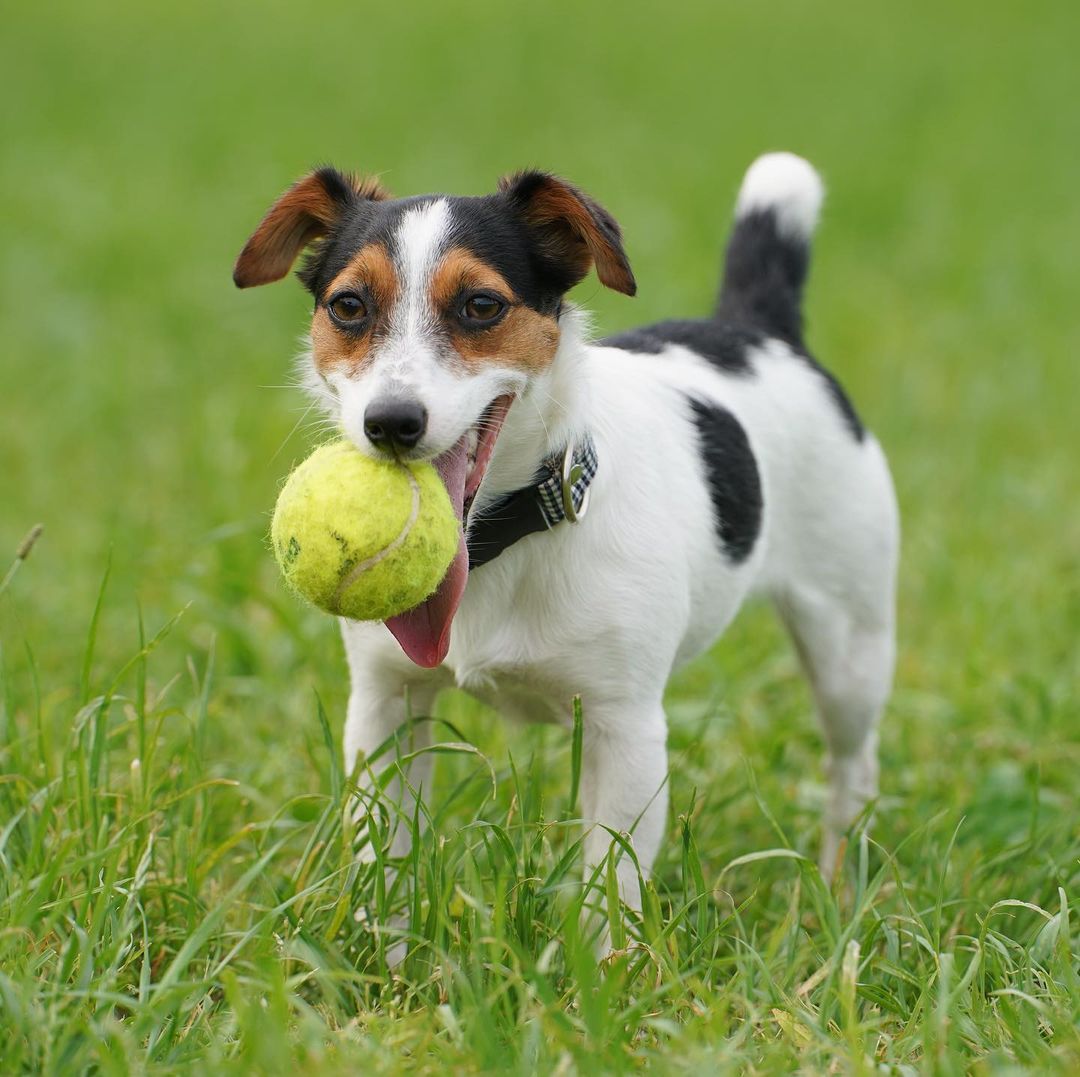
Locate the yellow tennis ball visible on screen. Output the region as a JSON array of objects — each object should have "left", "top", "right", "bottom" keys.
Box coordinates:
[{"left": 271, "top": 440, "right": 458, "bottom": 621}]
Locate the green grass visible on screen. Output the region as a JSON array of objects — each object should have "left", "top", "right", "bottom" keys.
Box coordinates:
[{"left": 2, "top": 0, "right": 1079, "bottom": 1071}]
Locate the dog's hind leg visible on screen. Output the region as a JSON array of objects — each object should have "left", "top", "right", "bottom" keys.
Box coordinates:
[{"left": 774, "top": 585, "right": 896, "bottom": 877}]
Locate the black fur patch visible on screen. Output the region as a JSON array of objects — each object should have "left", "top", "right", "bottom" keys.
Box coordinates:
[
  {"left": 299, "top": 195, "right": 432, "bottom": 298},
  {"left": 300, "top": 192, "right": 585, "bottom": 316},
  {"left": 714, "top": 208, "right": 865, "bottom": 441},
  {"left": 716, "top": 209, "right": 809, "bottom": 347},
  {"left": 443, "top": 194, "right": 572, "bottom": 314},
  {"left": 604, "top": 316, "right": 863, "bottom": 440},
  {"left": 686, "top": 396, "right": 762, "bottom": 563},
  {"left": 602, "top": 318, "right": 760, "bottom": 376}
]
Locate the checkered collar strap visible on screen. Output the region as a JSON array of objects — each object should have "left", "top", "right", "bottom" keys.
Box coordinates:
[
  {"left": 466, "top": 435, "right": 599, "bottom": 570},
  {"left": 535, "top": 435, "right": 598, "bottom": 527}
]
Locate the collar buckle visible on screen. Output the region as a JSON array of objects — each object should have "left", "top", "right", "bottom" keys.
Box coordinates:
[{"left": 560, "top": 438, "right": 591, "bottom": 524}]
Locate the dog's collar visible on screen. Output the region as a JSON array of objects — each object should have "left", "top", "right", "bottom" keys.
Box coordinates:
[{"left": 466, "top": 436, "right": 598, "bottom": 569}]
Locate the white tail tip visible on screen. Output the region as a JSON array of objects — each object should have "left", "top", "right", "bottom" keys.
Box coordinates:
[{"left": 735, "top": 152, "right": 824, "bottom": 240}]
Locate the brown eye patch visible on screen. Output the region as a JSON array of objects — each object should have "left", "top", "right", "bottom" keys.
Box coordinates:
[
  {"left": 310, "top": 243, "right": 399, "bottom": 373},
  {"left": 431, "top": 248, "right": 560, "bottom": 373}
]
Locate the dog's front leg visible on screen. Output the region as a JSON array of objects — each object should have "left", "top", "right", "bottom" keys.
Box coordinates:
[
  {"left": 341, "top": 627, "right": 448, "bottom": 964},
  {"left": 343, "top": 656, "right": 443, "bottom": 861},
  {"left": 578, "top": 698, "right": 669, "bottom": 945}
]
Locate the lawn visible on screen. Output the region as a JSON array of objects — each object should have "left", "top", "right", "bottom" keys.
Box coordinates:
[{"left": 1, "top": 0, "right": 1078, "bottom": 1071}]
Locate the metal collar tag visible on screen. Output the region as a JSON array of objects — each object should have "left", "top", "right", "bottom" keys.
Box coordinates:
[{"left": 561, "top": 439, "right": 591, "bottom": 524}]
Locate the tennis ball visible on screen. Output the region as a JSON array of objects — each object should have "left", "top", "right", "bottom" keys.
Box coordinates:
[{"left": 271, "top": 441, "right": 458, "bottom": 621}]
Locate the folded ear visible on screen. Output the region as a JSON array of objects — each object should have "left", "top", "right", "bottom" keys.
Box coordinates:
[
  {"left": 498, "top": 171, "right": 636, "bottom": 296},
  {"left": 233, "top": 168, "right": 389, "bottom": 288}
]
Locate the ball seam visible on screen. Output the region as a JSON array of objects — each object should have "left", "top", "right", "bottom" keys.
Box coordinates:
[{"left": 330, "top": 465, "right": 422, "bottom": 615}]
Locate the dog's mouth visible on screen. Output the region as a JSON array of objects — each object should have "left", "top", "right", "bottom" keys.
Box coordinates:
[{"left": 383, "top": 393, "right": 515, "bottom": 667}]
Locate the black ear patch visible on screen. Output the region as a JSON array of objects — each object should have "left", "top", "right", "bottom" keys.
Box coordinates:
[
  {"left": 233, "top": 168, "right": 389, "bottom": 289},
  {"left": 498, "top": 171, "right": 636, "bottom": 296}
]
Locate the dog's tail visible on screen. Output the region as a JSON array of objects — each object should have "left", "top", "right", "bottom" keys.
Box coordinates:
[{"left": 715, "top": 152, "right": 824, "bottom": 346}]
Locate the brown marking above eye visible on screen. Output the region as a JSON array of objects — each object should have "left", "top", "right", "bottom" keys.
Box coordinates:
[
  {"left": 310, "top": 243, "right": 399, "bottom": 373},
  {"left": 430, "top": 248, "right": 561, "bottom": 373}
]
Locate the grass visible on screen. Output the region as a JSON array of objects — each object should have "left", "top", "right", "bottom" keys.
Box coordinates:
[{"left": 2, "top": 0, "right": 1078, "bottom": 1071}]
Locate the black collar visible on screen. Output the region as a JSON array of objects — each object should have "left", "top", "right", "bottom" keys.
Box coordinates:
[{"left": 466, "top": 436, "right": 599, "bottom": 569}]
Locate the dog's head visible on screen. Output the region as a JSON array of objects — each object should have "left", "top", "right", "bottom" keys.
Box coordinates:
[{"left": 235, "top": 167, "right": 634, "bottom": 665}]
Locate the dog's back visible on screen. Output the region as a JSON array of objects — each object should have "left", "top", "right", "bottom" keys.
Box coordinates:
[{"left": 570, "top": 154, "right": 899, "bottom": 875}]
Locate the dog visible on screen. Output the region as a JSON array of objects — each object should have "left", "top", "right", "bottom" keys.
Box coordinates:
[{"left": 235, "top": 152, "right": 899, "bottom": 921}]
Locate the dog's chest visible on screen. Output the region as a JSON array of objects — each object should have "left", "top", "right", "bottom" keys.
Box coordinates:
[
  {"left": 444, "top": 632, "right": 580, "bottom": 726},
  {"left": 440, "top": 547, "right": 619, "bottom": 715}
]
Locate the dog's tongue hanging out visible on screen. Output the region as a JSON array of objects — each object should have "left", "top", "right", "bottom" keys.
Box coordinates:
[
  {"left": 383, "top": 440, "right": 469, "bottom": 667},
  {"left": 383, "top": 395, "right": 514, "bottom": 667}
]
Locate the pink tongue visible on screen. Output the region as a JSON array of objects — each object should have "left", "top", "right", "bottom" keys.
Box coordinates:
[{"left": 383, "top": 439, "right": 469, "bottom": 668}]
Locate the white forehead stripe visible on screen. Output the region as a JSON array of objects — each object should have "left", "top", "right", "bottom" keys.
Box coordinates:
[{"left": 394, "top": 199, "right": 452, "bottom": 334}]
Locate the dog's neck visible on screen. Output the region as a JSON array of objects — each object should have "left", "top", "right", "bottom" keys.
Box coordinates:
[{"left": 477, "top": 306, "right": 593, "bottom": 506}]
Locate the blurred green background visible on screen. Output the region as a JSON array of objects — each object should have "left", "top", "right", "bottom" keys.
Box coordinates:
[
  {"left": 3, "top": 0, "right": 1078, "bottom": 813},
  {"left": 2, "top": 0, "right": 1079, "bottom": 1069}
]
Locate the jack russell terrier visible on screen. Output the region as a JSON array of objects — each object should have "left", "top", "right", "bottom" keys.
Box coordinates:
[{"left": 235, "top": 152, "right": 899, "bottom": 920}]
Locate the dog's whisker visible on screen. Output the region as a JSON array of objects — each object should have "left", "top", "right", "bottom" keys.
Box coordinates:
[
  {"left": 269, "top": 399, "right": 322, "bottom": 463},
  {"left": 527, "top": 397, "right": 553, "bottom": 443}
]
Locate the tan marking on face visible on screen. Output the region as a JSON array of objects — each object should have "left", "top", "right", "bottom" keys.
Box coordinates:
[
  {"left": 430, "top": 248, "right": 560, "bottom": 373},
  {"left": 310, "top": 243, "right": 399, "bottom": 374}
]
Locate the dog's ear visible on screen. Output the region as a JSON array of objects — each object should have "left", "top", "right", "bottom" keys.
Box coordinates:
[
  {"left": 498, "top": 171, "right": 636, "bottom": 296},
  {"left": 233, "top": 168, "right": 389, "bottom": 288}
]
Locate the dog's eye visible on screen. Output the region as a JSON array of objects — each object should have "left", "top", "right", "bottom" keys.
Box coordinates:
[
  {"left": 461, "top": 294, "right": 505, "bottom": 324},
  {"left": 328, "top": 293, "right": 367, "bottom": 324}
]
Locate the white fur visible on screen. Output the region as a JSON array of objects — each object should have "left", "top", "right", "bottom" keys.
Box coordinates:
[
  {"left": 735, "top": 152, "right": 824, "bottom": 240},
  {"left": 312, "top": 160, "right": 898, "bottom": 937},
  {"left": 392, "top": 199, "right": 450, "bottom": 338}
]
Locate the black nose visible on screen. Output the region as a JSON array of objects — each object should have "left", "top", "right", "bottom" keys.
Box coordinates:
[{"left": 363, "top": 399, "right": 428, "bottom": 451}]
